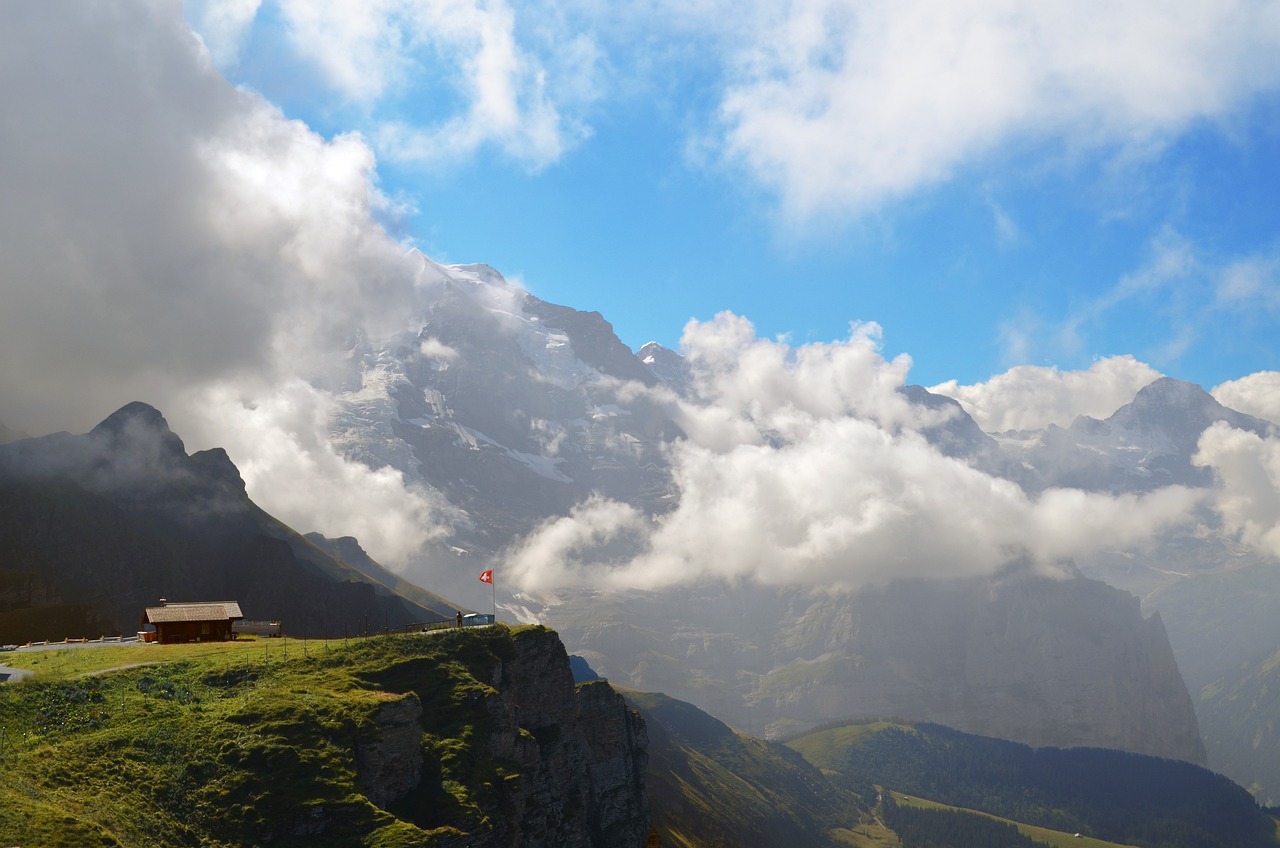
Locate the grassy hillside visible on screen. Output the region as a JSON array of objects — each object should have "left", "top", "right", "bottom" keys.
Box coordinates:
[
  {"left": 787, "top": 721, "right": 1277, "bottom": 848},
  {"left": 891, "top": 793, "right": 1140, "bottom": 848},
  {"left": 0, "top": 626, "right": 604, "bottom": 847},
  {"left": 618, "top": 690, "right": 1159, "bottom": 848},
  {"left": 303, "top": 533, "right": 462, "bottom": 620},
  {"left": 624, "top": 690, "right": 893, "bottom": 848}
]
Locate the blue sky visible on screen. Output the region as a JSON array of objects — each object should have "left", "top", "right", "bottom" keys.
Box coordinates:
[{"left": 186, "top": 2, "right": 1279, "bottom": 390}]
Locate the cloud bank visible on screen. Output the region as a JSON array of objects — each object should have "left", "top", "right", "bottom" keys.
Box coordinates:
[
  {"left": 930, "top": 356, "right": 1163, "bottom": 432},
  {"left": 508, "top": 319, "right": 1200, "bottom": 592},
  {"left": 1213, "top": 372, "right": 1280, "bottom": 424},
  {"left": 1195, "top": 423, "right": 1280, "bottom": 559},
  {"left": 0, "top": 2, "right": 442, "bottom": 566}
]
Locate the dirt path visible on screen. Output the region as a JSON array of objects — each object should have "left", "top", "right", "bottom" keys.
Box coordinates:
[
  {"left": 0, "top": 663, "right": 33, "bottom": 683},
  {"left": 79, "top": 661, "right": 161, "bottom": 678}
]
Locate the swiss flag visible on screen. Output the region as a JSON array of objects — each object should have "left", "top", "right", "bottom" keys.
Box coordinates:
[{"left": 479, "top": 569, "right": 493, "bottom": 584}]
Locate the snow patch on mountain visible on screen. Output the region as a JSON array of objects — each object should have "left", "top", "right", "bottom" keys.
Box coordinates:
[
  {"left": 330, "top": 354, "right": 419, "bottom": 473},
  {"left": 637, "top": 341, "right": 692, "bottom": 396},
  {"left": 447, "top": 420, "right": 574, "bottom": 483}
]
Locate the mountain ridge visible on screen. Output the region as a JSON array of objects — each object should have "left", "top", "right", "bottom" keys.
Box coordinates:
[{"left": 0, "top": 402, "right": 458, "bottom": 642}]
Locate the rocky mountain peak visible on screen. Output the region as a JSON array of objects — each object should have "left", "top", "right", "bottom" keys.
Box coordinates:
[
  {"left": 1107, "top": 376, "right": 1271, "bottom": 454},
  {"left": 89, "top": 401, "right": 187, "bottom": 458},
  {"left": 189, "top": 447, "right": 248, "bottom": 495},
  {"left": 523, "top": 294, "right": 658, "bottom": 387},
  {"left": 637, "top": 341, "right": 692, "bottom": 396},
  {"left": 1112, "top": 377, "right": 1220, "bottom": 426},
  {"left": 898, "top": 385, "right": 997, "bottom": 456}
]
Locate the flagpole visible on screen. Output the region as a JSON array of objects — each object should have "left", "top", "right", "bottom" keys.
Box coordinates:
[{"left": 478, "top": 568, "right": 495, "bottom": 624}]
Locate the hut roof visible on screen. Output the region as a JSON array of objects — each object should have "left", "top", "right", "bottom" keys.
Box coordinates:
[{"left": 144, "top": 601, "right": 243, "bottom": 623}]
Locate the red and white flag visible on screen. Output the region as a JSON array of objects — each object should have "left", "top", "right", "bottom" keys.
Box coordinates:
[{"left": 479, "top": 569, "right": 493, "bottom": 584}]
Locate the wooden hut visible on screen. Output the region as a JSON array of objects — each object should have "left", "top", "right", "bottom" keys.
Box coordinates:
[{"left": 142, "top": 601, "right": 243, "bottom": 644}]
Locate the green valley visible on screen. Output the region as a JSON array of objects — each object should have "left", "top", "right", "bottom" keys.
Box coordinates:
[{"left": 786, "top": 720, "right": 1279, "bottom": 848}]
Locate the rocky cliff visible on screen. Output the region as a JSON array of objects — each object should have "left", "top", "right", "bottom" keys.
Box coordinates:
[
  {"left": 531, "top": 571, "right": 1206, "bottom": 765},
  {"left": 754, "top": 574, "right": 1205, "bottom": 762},
  {"left": 355, "top": 625, "right": 651, "bottom": 848},
  {"left": 478, "top": 626, "right": 651, "bottom": 848}
]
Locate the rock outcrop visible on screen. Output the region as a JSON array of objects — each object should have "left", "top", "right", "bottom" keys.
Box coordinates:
[
  {"left": 357, "top": 694, "right": 427, "bottom": 810},
  {"left": 482, "top": 626, "right": 650, "bottom": 848},
  {"left": 354, "top": 626, "right": 651, "bottom": 848}
]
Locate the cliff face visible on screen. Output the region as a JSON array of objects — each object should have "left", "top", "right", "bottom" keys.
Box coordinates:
[
  {"left": 761, "top": 576, "right": 1205, "bottom": 763},
  {"left": 480, "top": 626, "right": 650, "bottom": 848},
  {"left": 357, "top": 626, "right": 650, "bottom": 848},
  {"left": 536, "top": 573, "right": 1206, "bottom": 765}
]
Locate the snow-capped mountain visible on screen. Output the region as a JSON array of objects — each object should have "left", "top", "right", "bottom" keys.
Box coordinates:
[
  {"left": 637, "top": 340, "right": 693, "bottom": 397},
  {"left": 324, "top": 257, "right": 681, "bottom": 589},
  {"left": 322, "top": 257, "right": 1275, "bottom": 598},
  {"left": 304, "top": 257, "right": 1279, "bottom": 767},
  {"left": 996, "top": 377, "right": 1275, "bottom": 494}
]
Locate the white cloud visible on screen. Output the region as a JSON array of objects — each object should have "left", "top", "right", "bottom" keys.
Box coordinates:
[
  {"left": 1194, "top": 422, "right": 1280, "bottom": 559},
  {"left": 271, "top": 0, "right": 595, "bottom": 169},
  {"left": 675, "top": 313, "right": 921, "bottom": 448},
  {"left": 0, "top": 2, "right": 451, "bottom": 566},
  {"left": 1215, "top": 253, "right": 1280, "bottom": 311},
  {"left": 1090, "top": 229, "right": 1199, "bottom": 316},
  {"left": 715, "top": 0, "right": 1280, "bottom": 221},
  {"left": 186, "top": 381, "right": 447, "bottom": 565},
  {"left": 185, "top": 0, "right": 262, "bottom": 66},
  {"left": 1048, "top": 234, "right": 1280, "bottom": 372},
  {"left": 987, "top": 196, "right": 1020, "bottom": 247},
  {"left": 508, "top": 319, "right": 1200, "bottom": 592},
  {"left": 930, "top": 356, "right": 1162, "bottom": 433},
  {"left": 182, "top": 0, "right": 1280, "bottom": 220},
  {"left": 274, "top": 1, "right": 411, "bottom": 103},
  {"left": 419, "top": 337, "right": 461, "bottom": 362},
  {"left": 510, "top": 416, "right": 1200, "bottom": 594},
  {"left": 1213, "top": 372, "right": 1280, "bottom": 424}
]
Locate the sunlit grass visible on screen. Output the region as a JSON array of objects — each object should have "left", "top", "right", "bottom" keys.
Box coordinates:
[
  {"left": 0, "top": 627, "right": 532, "bottom": 847},
  {"left": 1, "top": 638, "right": 278, "bottom": 678},
  {"left": 785, "top": 721, "right": 912, "bottom": 773}
]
